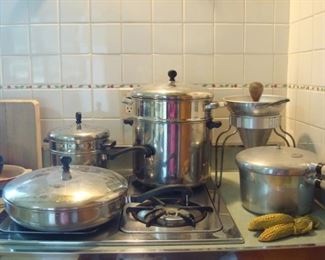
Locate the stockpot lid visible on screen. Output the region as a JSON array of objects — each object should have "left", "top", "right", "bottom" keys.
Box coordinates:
[
  {"left": 48, "top": 112, "right": 109, "bottom": 142},
  {"left": 235, "top": 146, "right": 317, "bottom": 176},
  {"left": 2, "top": 157, "right": 128, "bottom": 210},
  {"left": 132, "top": 70, "right": 213, "bottom": 100}
]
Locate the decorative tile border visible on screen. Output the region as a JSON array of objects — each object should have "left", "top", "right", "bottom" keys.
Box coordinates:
[
  {"left": 0, "top": 83, "right": 290, "bottom": 90},
  {"left": 288, "top": 84, "right": 325, "bottom": 92}
]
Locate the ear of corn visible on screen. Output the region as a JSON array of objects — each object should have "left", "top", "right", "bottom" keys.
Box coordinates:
[
  {"left": 248, "top": 213, "right": 294, "bottom": 231},
  {"left": 294, "top": 216, "right": 316, "bottom": 234},
  {"left": 258, "top": 223, "right": 295, "bottom": 242},
  {"left": 249, "top": 214, "right": 320, "bottom": 242}
]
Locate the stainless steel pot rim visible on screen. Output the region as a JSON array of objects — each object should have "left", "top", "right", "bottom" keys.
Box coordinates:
[
  {"left": 223, "top": 94, "right": 287, "bottom": 104},
  {"left": 134, "top": 116, "right": 209, "bottom": 123},
  {"left": 3, "top": 194, "right": 125, "bottom": 212}
]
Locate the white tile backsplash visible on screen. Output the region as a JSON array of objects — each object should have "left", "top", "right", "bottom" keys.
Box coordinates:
[
  {"left": 2, "top": 89, "right": 33, "bottom": 99},
  {"left": 245, "top": 24, "right": 274, "bottom": 54},
  {"left": 62, "top": 89, "right": 92, "bottom": 118},
  {"left": 122, "top": 24, "right": 152, "bottom": 54},
  {"left": 153, "top": 55, "right": 183, "bottom": 83},
  {"left": 92, "top": 55, "right": 122, "bottom": 84},
  {"left": 90, "top": 0, "right": 121, "bottom": 22},
  {"left": 274, "top": 55, "right": 288, "bottom": 83},
  {"left": 184, "top": 55, "right": 214, "bottom": 83},
  {"left": 2, "top": 56, "right": 31, "bottom": 84},
  {"left": 1, "top": 26, "right": 29, "bottom": 55},
  {"left": 185, "top": 24, "right": 214, "bottom": 54},
  {"left": 32, "top": 89, "right": 63, "bottom": 119},
  {"left": 29, "top": 0, "right": 59, "bottom": 24},
  {"left": 92, "top": 24, "right": 121, "bottom": 54},
  {"left": 5, "top": 0, "right": 322, "bottom": 152},
  {"left": 60, "top": 0, "right": 90, "bottom": 23},
  {"left": 0, "top": 0, "right": 29, "bottom": 25},
  {"left": 214, "top": 0, "right": 244, "bottom": 23},
  {"left": 122, "top": 55, "right": 153, "bottom": 83},
  {"left": 61, "top": 55, "right": 91, "bottom": 84},
  {"left": 214, "top": 24, "right": 244, "bottom": 53},
  {"left": 121, "top": 0, "right": 152, "bottom": 22},
  {"left": 32, "top": 56, "right": 61, "bottom": 84},
  {"left": 93, "top": 89, "right": 121, "bottom": 118},
  {"left": 274, "top": 0, "right": 290, "bottom": 23},
  {"left": 214, "top": 54, "right": 244, "bottom": 84},
  {"left": 244, "top": 54, "right": 273, "bottom": 83},
  {"left": 30, "top": 25, "right": 59, "bottom": 54},
  {"left": 152, "top": 0, "right": 182, "bottom": 22},
  {"left": 184, "top": 0, "right": 215, "bottom": 22},
  {"left": 274, "top": 25, "right": 289, "bottom": 54},
  {"left": 153, "top": 24, "right": 183, "bottom": 54},
  {"left": 245, "top": 0, "right": 274, "bottom": 23},
  {"left": 61, "top": 24, "right": 91, "bottom": 54}
]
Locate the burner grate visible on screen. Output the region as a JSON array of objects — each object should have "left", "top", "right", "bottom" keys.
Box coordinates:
[{"left": 126, "top": 197, "right": 213, "bottom": 228}]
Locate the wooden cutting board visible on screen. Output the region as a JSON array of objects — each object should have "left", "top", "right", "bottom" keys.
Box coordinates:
[{"left": 0, "top": 100, "right": 42, "bottom": 170}]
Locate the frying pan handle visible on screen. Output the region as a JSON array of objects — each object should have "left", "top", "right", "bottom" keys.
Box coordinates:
[{"left": 128, "top": 185, "right": 193, "bottom": 203}]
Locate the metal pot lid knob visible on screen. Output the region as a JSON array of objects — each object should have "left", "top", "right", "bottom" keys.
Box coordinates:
[
  {"left": 168, "top": 70, "right": 177, "bottom": 82},
  {"left": 76, "top": 112, "right": 82, "bottom": 130},
  {"left": 61, "top": 156, "right": 72, "bottom": 181}
]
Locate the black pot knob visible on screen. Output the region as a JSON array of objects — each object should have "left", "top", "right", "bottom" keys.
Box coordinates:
[{"left": 168, "top": 70, "right": 177, "bottom": 82}]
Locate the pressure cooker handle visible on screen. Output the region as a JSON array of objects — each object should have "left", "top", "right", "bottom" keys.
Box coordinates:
[
  {"left": 127, "top": 185, "right": 193, "bottom": 203},
  {"left": 107, "top": 145, "right": 155, "bottom": 160}
]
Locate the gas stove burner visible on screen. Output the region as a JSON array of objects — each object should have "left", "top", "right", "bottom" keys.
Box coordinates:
[{"left": 126, "top": 198, "right": 213, "bottom": 228}]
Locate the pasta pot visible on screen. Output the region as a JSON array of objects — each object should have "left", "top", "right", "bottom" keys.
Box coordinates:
[
  {"left": 45, "top": 112, "right": 116, "bottom": 167},
  {"left": 236, "top": 146, "right": 325, "bottom": 215},
  {"left": 114, "top": 70, "right": 221, "bottom": 187}
]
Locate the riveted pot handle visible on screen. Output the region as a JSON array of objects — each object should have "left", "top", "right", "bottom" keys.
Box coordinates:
[{"left": 205, "top": 102, "right": 219, "bottom": 111}]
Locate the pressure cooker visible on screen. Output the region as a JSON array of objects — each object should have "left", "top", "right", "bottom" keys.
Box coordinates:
[
  {"left": 236, "top": 146, "right": 325, "bottom": 216},
  {"left": 109, "top": 70, "right": 221, "bottom": 187},
  {"left": 45, "top": 112, "right": 116, "bottom": 167}
]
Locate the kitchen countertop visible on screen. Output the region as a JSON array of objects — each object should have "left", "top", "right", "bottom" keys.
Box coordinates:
[{"left": 0, "top": 171, "right": 325, "bottom": 258}]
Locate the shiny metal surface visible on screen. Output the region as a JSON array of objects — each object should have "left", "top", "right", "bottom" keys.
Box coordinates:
[
  {"left": 236, "top": 146, "right": 320, "bottom": 215},
  {"left": 2, "top": 164, "right": 128, "bottom": 231},
  {"left": 47, "top": 113, "right": 112, "bottom": 167},
  {"left": 224, "top": 95, "right": 288, "bottom": 116},
  {"left": 132, "top": 119, "right": 212, "bottom": 186},
  {"left": 0, "top": 175, "right": 243, "bottom": 254},
  {"left": 127, "top": 74, "right": 217, "bottom": 186}
]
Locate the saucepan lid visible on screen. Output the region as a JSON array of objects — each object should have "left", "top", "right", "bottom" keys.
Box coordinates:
[
  {"left": 2, "top": 157, "right": 128, "bottom": 210},
  {"left": 47, "top": 112, "right": 110, "bottom": 142},
  {"left": 236, "top": 146, "right": 318, "bottom": 176},
  {"left": 132, "top": 70, "right": 213, "bottom": 100}
]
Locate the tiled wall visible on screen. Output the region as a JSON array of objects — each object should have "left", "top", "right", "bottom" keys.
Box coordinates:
[
  {"left": 286, "top": 0, "right": 325, "bottom": 161},
  {"left": 0, "top": 0, "right": 289, "bottom": 145}
]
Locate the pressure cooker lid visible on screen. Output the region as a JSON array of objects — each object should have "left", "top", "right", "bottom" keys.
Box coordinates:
[
  {"left": 132, "top": 70, "right": 213, "bottom": 100},
  {"left": 48, "top": 112, "right": 109, "bottom": 142},
  {"left": 2, "top": 157, "right": 128, "bottom": 210},
  {"left": 235, "top": 146, "right": 317, "bottom": 176}
]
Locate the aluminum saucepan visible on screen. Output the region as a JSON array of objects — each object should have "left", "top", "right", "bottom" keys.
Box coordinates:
[
  {"left": 2, "top": 156, "right": 192, "bottom": 231},
  {"left": 235, "top": 146, "right": 325, "bottom": 216}
]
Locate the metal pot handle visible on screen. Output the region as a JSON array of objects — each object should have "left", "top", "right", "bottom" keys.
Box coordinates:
[{"left": 107, "top": 144, "right": 155, "bottom": 160}]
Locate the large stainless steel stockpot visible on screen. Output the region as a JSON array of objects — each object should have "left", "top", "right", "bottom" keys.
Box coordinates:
[
  {"left": 120, "top": 70, "right": 221, "bottom": 187},
  {"left": 236, "top": 146, "right": 325, "bottom": 216},
  {"left": 46, "top": 112, "right": 116, "bottom": 167}
]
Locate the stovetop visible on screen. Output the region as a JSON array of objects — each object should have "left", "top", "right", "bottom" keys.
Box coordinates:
[{"left": 0, "top": 176, "right": 244, "bottom": 249}]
